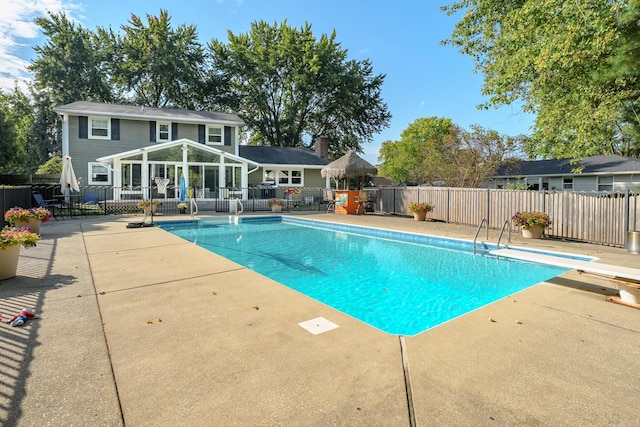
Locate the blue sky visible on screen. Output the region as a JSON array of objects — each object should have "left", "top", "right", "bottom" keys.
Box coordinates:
[{"left": 0, "top": 0, "right": 534, "bottom": 165}]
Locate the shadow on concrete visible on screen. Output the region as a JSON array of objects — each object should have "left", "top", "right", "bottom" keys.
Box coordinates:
[{"left": 0, "top": 235, "right": 78, "bottom": 425}]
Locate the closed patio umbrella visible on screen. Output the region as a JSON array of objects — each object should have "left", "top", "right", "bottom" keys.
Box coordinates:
[
  {"left": 179, "top": 175, "right": 186, "bottom": 203},
  {"left": 60, "top": 155, "right": 80, "bottom": 205},
  {"left": 60, "top": 156, "right": 80, "bottom": 193},
  {"left": 321, "top": 152, "right": 377, "bottom": 189}
]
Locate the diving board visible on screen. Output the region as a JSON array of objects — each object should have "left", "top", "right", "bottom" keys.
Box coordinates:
[{"left": 491, "top": 249, "right": 640, "bottom": 282}]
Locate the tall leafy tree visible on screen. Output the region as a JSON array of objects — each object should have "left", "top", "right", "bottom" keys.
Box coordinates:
[
  {"left": 28, "top": 12, "right": 115, "bottom": 168},
  {"left": 208, "top": 20, "right": 391, "bottom": 157},
  {"left": 111, "top": 9, "right": 207, "bottom": 109},
  {"left": 442, "top": 0, "right": 640, "bottom": 159},
  {"left": 379, "top": 117, "right": 454, "bottom": 185},
  {"left": 27, "top": 91, "right": 62, "bottom": 169},
  {"left": 29, "top": 12, "right": 115, "bottom": 106},
  {"left": 0, "top": 88, "right": 34, "bottom": 173},
  {"left": 378, "top": 117, "right": 518, "bottom": 187}
]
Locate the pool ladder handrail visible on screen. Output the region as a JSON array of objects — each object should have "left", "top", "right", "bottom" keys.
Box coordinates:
[
  {"left": 473, "top": 218, "right": 489, "bottom": 253},
  {"left": 496, "top": 220, "right": 512, "bottom": 249},
  {"left": 190, "top": 198, "right": 198, "bottom": 218}
]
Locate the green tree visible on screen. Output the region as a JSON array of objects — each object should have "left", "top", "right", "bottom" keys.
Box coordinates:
[
  {"left": 0, "top": 88, "right": 32, "bottom": 173},
  {"left": 379, "top": 117, "right": 518, "bottom": 187},
  {"left": 208, "top": 20, "right": 391, "bottom": 156},
  {"left": 442, "top": 0, "right": 640, "bottom": 159},
  {"left": 378, "top": 117, "right": 454, "bottom": 185},
  {"left": 112, "top": 9, "right": 207, "bottom": 109},
  {"left": 27, "top": 91, "right": 62, "bottom": 170},
  {"left": 29, "top": 12, "right": 115, "bottom": 106},
  {"left": 28, "top": 12, "right": 115, "bottom": 168},
  {"left": 36, "top": 155, "right": 63, "bottom": 174}
]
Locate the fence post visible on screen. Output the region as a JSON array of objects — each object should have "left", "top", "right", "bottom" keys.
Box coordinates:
[
  {"left": 393, "top": 188, "right": 396, "bottom": 215},
  {"left": 624, "top": 189, "right": 630, "bottom": 247},
  {"left": 446, "top": 188, "right": 450, "bottom": 223},
  {"left": 486, "top": 188, "right": 490, "bottom": 227}
]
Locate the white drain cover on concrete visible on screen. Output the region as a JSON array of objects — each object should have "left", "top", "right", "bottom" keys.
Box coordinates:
[{"left": 298, "top": 317, "right": 339, "bottom": 335}]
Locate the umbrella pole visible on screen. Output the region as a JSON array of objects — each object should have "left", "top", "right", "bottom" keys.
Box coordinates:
[{"left": 150, "top": 185, "right": 154, "bottom": 225}]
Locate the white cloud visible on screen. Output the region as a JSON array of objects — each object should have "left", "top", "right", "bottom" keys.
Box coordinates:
[{"left": 0, "top": 0, "right": 82, "bottom": 92}]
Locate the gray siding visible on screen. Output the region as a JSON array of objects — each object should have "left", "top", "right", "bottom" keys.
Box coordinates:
[
  {"left": 303, "top": 170, "right": 326, "bottom": 187},
  {"left": 613, "top": 174, "right": 640, "bottom": 191},
  {"left": 573, "top": 176, "right": 597, "bottom": 191},
  {"left": 548, "top": 177, "right": 563, "bottom": 190},
  {"left": 68, "top": 116, "right": 239, "bottom": 183},
  {"left": 247, "top": 168, "right": 325, "bottom": 187}
]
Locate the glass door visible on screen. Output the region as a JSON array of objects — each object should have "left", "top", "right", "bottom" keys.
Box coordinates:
[{"left": 204, "top": 166, "right": 219, "bottom": 198}]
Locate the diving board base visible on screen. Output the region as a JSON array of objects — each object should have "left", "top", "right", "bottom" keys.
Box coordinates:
[
  {"left": 606, "top": 295, "right": 640, "bottom": 310},
  {"left": 490, "top": 248, "right": 640, "bottom": 282}
]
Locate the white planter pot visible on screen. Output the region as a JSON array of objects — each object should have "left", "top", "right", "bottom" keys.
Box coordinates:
[
  {"left": 14, "top": 218, "right": 41, "bottom": 234},
  {"left": 0, "top": 244, "right": 21, "bottom": 280}
]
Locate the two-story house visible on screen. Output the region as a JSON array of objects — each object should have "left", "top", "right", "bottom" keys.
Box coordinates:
[{"left": 53, "top": 101, "right": 330, "bottom": 201}]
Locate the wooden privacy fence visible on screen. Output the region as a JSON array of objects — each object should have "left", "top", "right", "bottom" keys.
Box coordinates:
[{"left": 375, "top": 187, "right": 640, "bottom": 247}]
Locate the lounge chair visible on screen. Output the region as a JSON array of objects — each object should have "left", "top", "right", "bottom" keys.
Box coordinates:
[
  {"left": 33, "top": 192, "right": 64, "bottom": 220},
  {"left": 81, "top": 193, "right": 102, "bottom": 216}
]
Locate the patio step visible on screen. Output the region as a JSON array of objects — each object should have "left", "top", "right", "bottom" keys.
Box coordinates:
[{"left": 490, "top": 249, "right": 640, "bottom": 282}]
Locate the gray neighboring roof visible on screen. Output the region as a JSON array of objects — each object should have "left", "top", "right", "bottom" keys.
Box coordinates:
[
  {"left": 239, "top": 146, "right": 329, "bottom": 166},
  {"left": 54, "top": 101, "right": 244, "bottom": 125},
  {"left": 494, "top": 155, "right": 640, "bottom": 177}
]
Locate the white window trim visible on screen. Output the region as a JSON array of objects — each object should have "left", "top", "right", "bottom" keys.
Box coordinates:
[
  {"left": 89, "top": 116, "right": 111, "bottom": 140},
  {"left": 88, "top": 162, "right": 111, "bottom": 185},
  {"left": 266, "top": 168, "right": 303, "bottom": 186},
  {"left": 157, "top": 121, "right": 171, "bottom": 142},
  {"left": 563, "top": 177, "right": 573, "bottom": 190},
  {"left": 206, "top": 125, "right": 223, "bottom": 145},
  {"left": 597, "top": 176, "right": 614, "bottom": 192}
]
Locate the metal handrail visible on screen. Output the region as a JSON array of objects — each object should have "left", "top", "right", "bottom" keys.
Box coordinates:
[
  {"left": 190, "top": 198, "right": 198, "bottom": 218},
  {"left": 496, "top": 220, "right": 512, "bottom": 249},
  {"left": 473, "top": 218, "right": 488, "bottom": 253}
]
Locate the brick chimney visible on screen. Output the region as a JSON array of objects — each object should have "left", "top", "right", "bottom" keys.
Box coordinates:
[{"left": 314, "top": 135, "right": 329, "bottom": 159}]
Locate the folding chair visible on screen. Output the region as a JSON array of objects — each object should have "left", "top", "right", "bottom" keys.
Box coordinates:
[
  {"left": 323, "top": 189, "right": 335, "bottom": 213},
  {"left": 33, "top": 192, "right": 64, "bottom": 220}
]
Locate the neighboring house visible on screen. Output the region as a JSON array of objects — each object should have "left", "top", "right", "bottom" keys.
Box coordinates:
[
  {"left": 491, "top": 155, "right": 640, "bottom": 192},
  {"left": 53, "top": 102, "right": 330, "bottom": 200}
]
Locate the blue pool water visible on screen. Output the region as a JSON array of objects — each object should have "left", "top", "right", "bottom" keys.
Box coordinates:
[{"left": 159, "top": 217, "right": 570, "bottom": 336}]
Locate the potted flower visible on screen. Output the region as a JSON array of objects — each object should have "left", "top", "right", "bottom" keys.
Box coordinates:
[
  {"left": 177, "top": 202, "right": 188, "bottom": 214},
  {"left": 407, "top": 202, "right": 434, "bottom": 221},
  {"left": 511, "top": 211, "right": 551, "bottom": 239},
  {"left": 4, "top": 206, "right": 51, "bottom": 234},
  {"left": 268, "top": 198, "right": 285, "bottom": 213},
  {"left": 137, "top": 200, "right": 161, "bottom": 215},
  {"left": 0, "top": 226, "right": 41, "bottom": 280}
]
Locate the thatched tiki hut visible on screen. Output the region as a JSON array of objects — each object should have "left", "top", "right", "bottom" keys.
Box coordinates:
[{"left": 321, "top": 152, "right": 378, "bottom": 189}]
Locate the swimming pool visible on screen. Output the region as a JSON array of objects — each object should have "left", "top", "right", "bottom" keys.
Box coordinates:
[{"left": 159, "top": 217, "right": 570, "bottom": 336}]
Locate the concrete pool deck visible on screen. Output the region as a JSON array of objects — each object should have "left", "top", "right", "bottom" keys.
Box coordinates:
[{"left": 1, "top": 212, "right": 639, "bottom": 426}]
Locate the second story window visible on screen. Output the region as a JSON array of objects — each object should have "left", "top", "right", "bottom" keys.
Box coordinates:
[
  {"left": 157, "top": 122, "right": 171, "bottom": 142},
  {"left": 207, "top": 126, "right": 223, "bottom": 145},
  {"left": 90, "top": 117, "right": 110, "bottom": 139}
]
